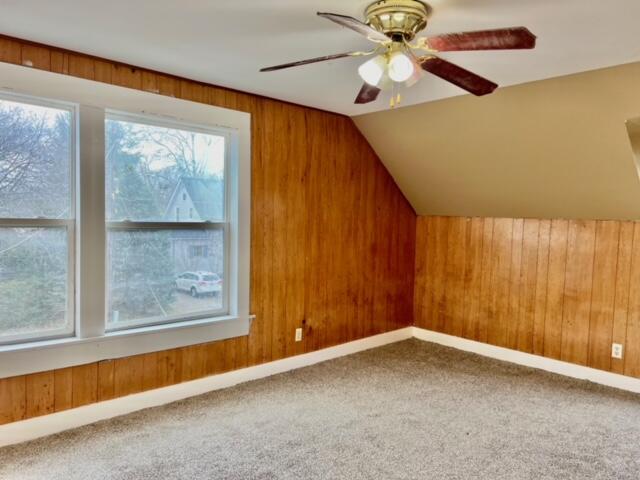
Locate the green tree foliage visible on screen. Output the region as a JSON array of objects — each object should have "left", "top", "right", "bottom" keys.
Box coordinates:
[
  {"left": 105, "top": 120, "right": 175, "bottom": 323},
  {"left": 105, "top": 118, "right": 224, "bottom": 323},
  {"left": 0, "top": 105, "right": 226, "bottom": 337},
  {"left": 0, "top": 229, "right": 68, "bottom": 335}
]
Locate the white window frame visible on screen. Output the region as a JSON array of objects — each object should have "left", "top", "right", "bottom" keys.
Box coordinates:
[
  {"left": 104, "top": 110, "right": 230, "bottom": 332},
  {"left": 0, "top": 92, "right": 78, "bottom": 345},
  {"left": 0, "top": 62, "right": 252, "bottom": 378}
]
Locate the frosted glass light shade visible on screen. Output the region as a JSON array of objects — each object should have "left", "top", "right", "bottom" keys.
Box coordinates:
[
  {"left": 358, "top": 55, "right": 386, "bottom": 86},
  {"left": 388, "top": 52, "right": 415, "bottom": 83}
]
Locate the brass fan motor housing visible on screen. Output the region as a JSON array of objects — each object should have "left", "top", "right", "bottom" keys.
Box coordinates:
[{"left": 365, "top": 0, "right": 432, "bottom": 41}]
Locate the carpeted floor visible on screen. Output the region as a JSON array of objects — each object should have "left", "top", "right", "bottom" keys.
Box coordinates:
[{"left": 1, "top": 339, "right": 640, "bottom": 479}]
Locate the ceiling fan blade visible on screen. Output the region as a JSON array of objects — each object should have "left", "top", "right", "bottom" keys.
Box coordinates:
[
  {"left": 424, "top": 27, "right": 536, "bottom": 52},
  {"left": 317, "top": 12, "right": 389, "bottom": 43},
  {"left": 354, "top": 83, "right": 382, "bottom": 104},
  {"left": 420, "top": 56, "right": 498, "bottom": 96},
  {"left": 260, "top": 51, "right": 371, "bottom": 72}
]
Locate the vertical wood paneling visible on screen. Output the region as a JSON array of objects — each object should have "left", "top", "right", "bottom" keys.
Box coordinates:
[
  {"left": 417, "top": 217, "right": 437, "bottom": 330},
  {"left": 68, "top": 54, "right": 95, "bottom": 80},
  {"left": 372, "top": 163, "right": 393, "bottom": 336},
  {"left": 205, "top": 341, "right": 226, "bottom": 375},
  {"left": 487, "top": 218, "right": 512, "bottom": 347},
  {"left": 587, "top": 221, "right": 620, "bottom": 371},
  {"left": 94, "top": 60, "right": 112, "bottom": 83},
  {"left": 477, "top": 218, "right": 494, "bottom": 343},
  {"left": 0, "top": 376, "right": 26, "bottom": 424},
  {"left": 53, "top": 368, "right": 73, "bottom": 412},
  {"left": 50, "top": 51, "right": 68, "bottom": 74},
  {"left": 625, "top": 223, "right": 640, "bottom": 377},
  {"left": 0, "top": 37, "right": 21, "bottom": 64},
  {"left": 71, "top": 364, "right": 98, "bottom": 408},
  {"left": 413, "top": 218, "right": 429, "bottom": 328},
  {"left": 142, "top": 352, "right": 159, "bottom": 391},
  {"left": 560, "top": 220, "right": 596, "bottom": 366},
  {"left": 516, "top": 219, "right": 539, "bottom": 353},
  {"left": 532, "top": 220, "right": 551, "bottom": 355},
  {"left": 182, "top": 344, "right": 208, "bottom": 381},
  {"left": 20, "top": 44, "right": 50, "bottom": 70},
  {"left": 156, "top": 348, "right": 183, "bottom": 387},
  {"left": 97, "top": 360, "right": 116, "bottom": 401},
  {"left": 0, "top": 36, "right": 416, "bottom": 425},
  {"left": 112, "top": 64, "right": 142, "bottom": 89},
  {"left": 611, "top": 222, "right": 634, "bottom": 374},
  {"left": 506, "top": 219, "right": 524, "bottom": 350},
  {"left": 223, "top": 340, "right": 238, "bottom": 372},
  {"left": 431, "top": 217, "right": 449, "bottom": 332},
  {"left": 414, "top": 215, "right": 640, "bottom": 380},
  {"left": 443, "top": 217, "right": 467, "bottom": 337},
  {"left": 544, "top": 219, "right": 569, "bottom": 360},
  {"left": 462, "top": 218, "right": 484, "bottom": 340},
  {"left": 25, "top": 372, "right": 54, "bottom": 418}
]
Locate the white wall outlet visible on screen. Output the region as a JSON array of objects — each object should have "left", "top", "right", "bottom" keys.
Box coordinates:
[
  {"left": 295, "top": 328, "right": 303, "bottom": 342},
  {"left": 612, "top": 343, "right": 624, "bottom": 360}
]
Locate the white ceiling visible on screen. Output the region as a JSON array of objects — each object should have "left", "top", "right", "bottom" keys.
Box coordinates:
[{"left": 1, "top": 0, "right": 640, "bottom": 115}]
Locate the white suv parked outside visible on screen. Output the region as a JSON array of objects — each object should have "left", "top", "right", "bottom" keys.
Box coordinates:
[{"left": 175, "top": 271, "right": 222, "bottom": 298}]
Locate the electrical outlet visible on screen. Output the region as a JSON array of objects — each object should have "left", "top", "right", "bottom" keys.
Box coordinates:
[
  {"left": 612, "top": 343, "right": 624, "bottom": 360},
  {"left": 295, "top": 328, "right": 303, "bottom": 342}
]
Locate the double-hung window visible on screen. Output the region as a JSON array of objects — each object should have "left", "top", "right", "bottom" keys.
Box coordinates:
[
  {"left": 0, "top": 62, "right": 251, "bottom": 378},
  {"left": 105, "top": 113, "right": 228, "bottom": 331},
  {"left": 0, "top": 94, "right": 75, "bottom": 345}
]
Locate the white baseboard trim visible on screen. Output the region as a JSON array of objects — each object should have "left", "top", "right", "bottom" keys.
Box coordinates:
[
  {"left": 4, "top": 326, "right": 640, "bottom": 448},
  {"left": 412, "top": 327, "right": 640, "bottom": 395},
  {"left": 0, "top": 327, "right": 413, "bottom": 448}
]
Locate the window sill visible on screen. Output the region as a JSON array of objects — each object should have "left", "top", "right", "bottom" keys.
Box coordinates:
[{"left": 0, "top": 315, "right": 254, "bottom": 378}]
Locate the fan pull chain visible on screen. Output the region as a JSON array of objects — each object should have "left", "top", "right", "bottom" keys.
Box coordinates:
[
  {"left": 390, "top": 82, "right": 395, "bottom": 108},
  {"left": 389, "top": 90, "right": 402, "bottom": 109}
]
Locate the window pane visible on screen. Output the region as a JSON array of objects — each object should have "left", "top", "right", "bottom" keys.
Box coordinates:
[
  {"left": 107, "top": 229, "right": 224, "bottom": 329},
  {"left": 0, "top": 227, "right": 70, "bottom": 341},
  {"left": 0, "top": 98, "right": 72, "bottom": 219},
  {"left": 106, "top": 117, "right": 225, "bottom": 222}
]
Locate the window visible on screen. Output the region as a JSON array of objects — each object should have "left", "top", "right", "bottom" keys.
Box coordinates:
[
  {"left": 0, "top": 95, "right": 75, "bottom": 344},
  {"left": 105, "top": 114, "right": 227, "bottom": 330},
  {"left": 0, "top": 63, "right": 251, "bottom": 378}
]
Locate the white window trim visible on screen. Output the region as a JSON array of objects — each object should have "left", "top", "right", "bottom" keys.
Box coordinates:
[
  {"left": 0, "top": 62, "right": 252, "bottom": 379},
  {"left": 103, "top": 110, "right": 231, "bottom": 332},
  {"left": 0, "top": 93, "right": 78, "bottom": 346}
]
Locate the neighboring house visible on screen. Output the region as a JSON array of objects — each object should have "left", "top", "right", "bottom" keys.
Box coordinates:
[
  {"left": 165, "top": 177, "right": 224, "bottom": 275},
  {"left": 164, "top": 176, "right": 223, "bottom": 222}
]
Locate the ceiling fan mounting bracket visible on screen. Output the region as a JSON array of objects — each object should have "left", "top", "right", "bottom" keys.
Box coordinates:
[{"left": 365, "top": 0, "right": 432, "bottom": 41}]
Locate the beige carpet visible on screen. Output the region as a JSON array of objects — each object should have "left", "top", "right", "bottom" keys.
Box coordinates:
[{"left": 1, "top": 339, "right": 640, "bottom": 479}]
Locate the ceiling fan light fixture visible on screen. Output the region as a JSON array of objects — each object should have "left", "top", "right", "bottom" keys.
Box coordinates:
[
  {"left": 261, "top": 2, "right": 537, "bottom": 106},
  {"left": 358, "top": 54, "right": 387, "bottom": 86},
  {"left": 388, "top": 51, "right": 415, "bottom": 82}
]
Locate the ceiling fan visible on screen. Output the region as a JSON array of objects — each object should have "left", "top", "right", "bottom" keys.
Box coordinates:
[{"left": 260, "top": 0, "right": 536, "bottom": 107}]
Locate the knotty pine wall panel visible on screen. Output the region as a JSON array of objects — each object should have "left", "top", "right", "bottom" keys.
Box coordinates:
[
  {"left": 0, "top": 36, "right": 416, "bottom": 425},
  {"left": 414, "top": 216, "right": 640, "bottom": 379}
]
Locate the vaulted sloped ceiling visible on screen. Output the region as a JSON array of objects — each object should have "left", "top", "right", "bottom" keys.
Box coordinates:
[
  {"left": 2, "top": 2, "right": 640, "bottom": 219},
  {"left": 354, "top": 62, "right": 640, "bottom": 220}
]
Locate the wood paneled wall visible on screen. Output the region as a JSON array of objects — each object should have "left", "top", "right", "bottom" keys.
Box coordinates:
[
  {"left": 0, "top": 36, "right": 417, "bottom": 425},
  {"left": 414, "top": 216, "right": 640, "bottom": 378}
]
